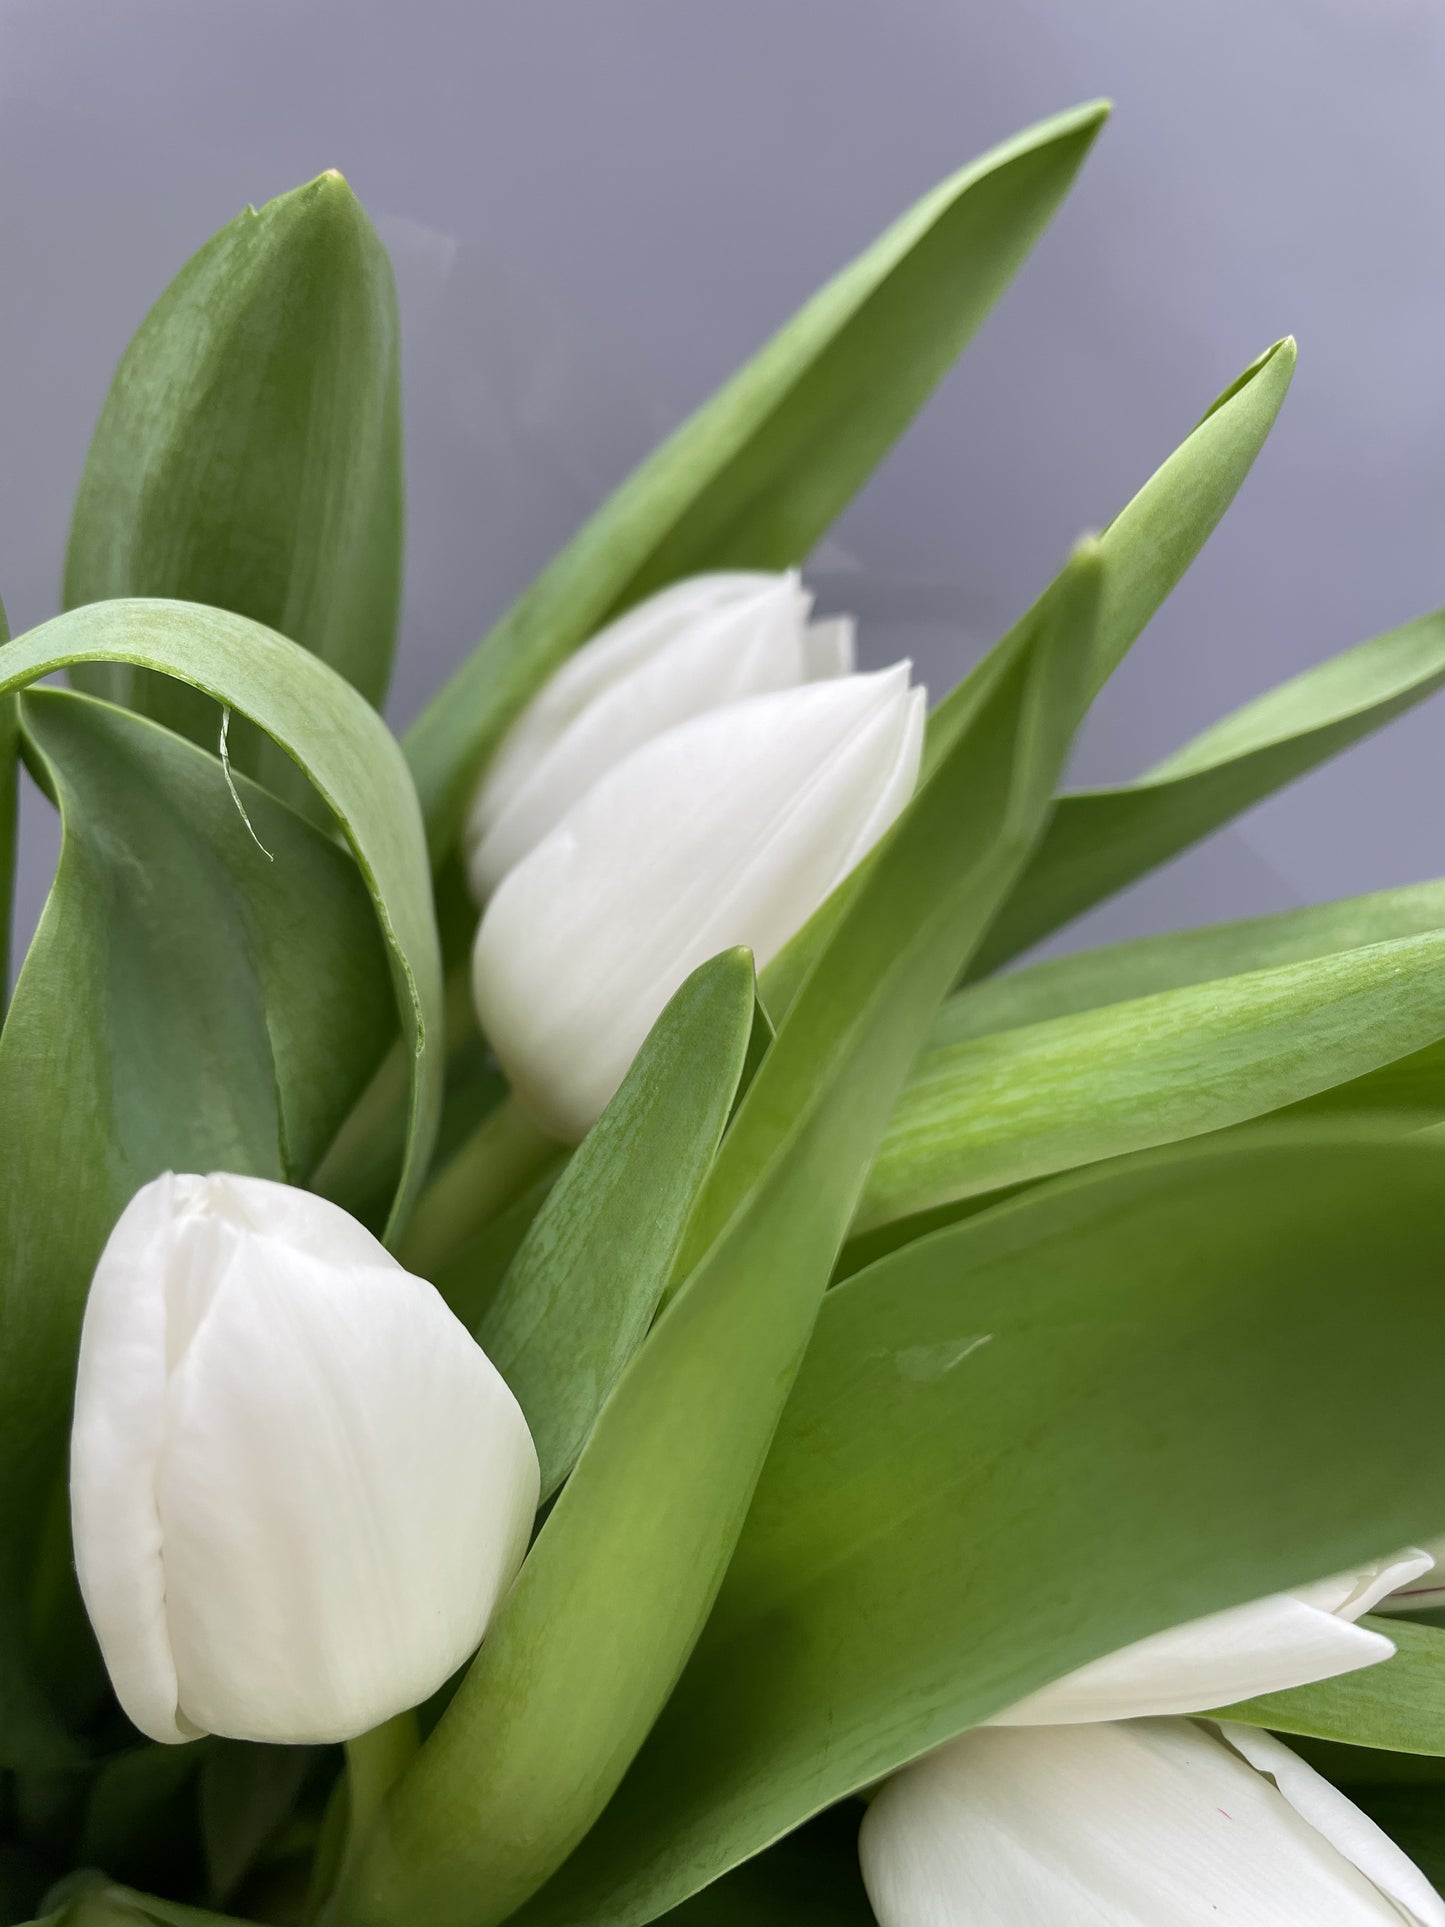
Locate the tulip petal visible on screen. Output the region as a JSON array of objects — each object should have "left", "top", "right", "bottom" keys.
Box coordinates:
[
  {"left": 72, "top": 1174, "right": 196, "bottom": 1745},
  {"left": 466, "top": 573, "right": 816, "bottom": 896},
  {"left": 991, "top": 1554, "right": 1429, "bottom": 1727},
  {"left": 155, "top": 1228, "right": 538, "bottom": 1744},
  {"left": 803, "top": 615, "right": 857, "bottom": 680},
  {"left": 472, "top": 663, "right": 924, "bottom": 1139},
  {"left": 860, "top": 1721, "right": 1423, "bottom": 1925},
  {"left": 1219, "top": 1722, "right": 1445, "bottom": 1926}
]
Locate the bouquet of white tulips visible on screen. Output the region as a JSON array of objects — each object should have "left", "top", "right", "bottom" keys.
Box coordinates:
[{"left": 8, "top": 97, "right": 1445, "bottom": 1927}]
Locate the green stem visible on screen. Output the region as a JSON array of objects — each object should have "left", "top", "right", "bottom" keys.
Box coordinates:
[
  {"left": 340, "top": 1712, "right": 419, "bottom": 1886},
  {"left": 394, "top": 1096, "right": 560, "bottom": 1280}
]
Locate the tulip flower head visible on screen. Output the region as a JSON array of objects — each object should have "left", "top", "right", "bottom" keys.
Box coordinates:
[
  {"left": 464, "top": 571, "right": 855, "bottom": 899},
  {"left": 860, "top": 1718, "right": 1445, "bottom": 1925},
  {"left": 989, "top": 1549, "right": 1431, "bottom": 1726},
  {"left": 473, "top": 658, "right": 925, "bottom": 1140},
  {"left": 70, "top": 1172, "right": 540, "bottom": 1746}
]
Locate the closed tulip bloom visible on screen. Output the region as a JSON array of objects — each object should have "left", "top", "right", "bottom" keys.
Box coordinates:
[
  {"left": 860, "top": 1718, "right": 1445, "bottom": 1925},
  {"left": 990, "top": 1549, "right": 1431, "bottom": 1726},
  {"left": 463, "top": 571, "right": 854, "bottom": 898},
  {"left": 472, "top": 661, "right": 925, "bottom": 1140},
  {"left": 71, "top": 1172, "right": 540, "bottom": 1747}
]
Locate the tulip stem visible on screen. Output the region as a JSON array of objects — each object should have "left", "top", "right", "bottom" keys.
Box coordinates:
[
  {"left": 394, "top": 1095, "right": 562, "bottom": 1282},
  {"left": 334, "top": 1709, "right": 420, "bottom": 1898}
]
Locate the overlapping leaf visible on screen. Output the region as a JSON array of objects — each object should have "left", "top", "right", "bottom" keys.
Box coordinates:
[
  {"left": 859, "top": 929, "right": 1445, "bottom": 1229},
  {"left": 405, "top": 102, "right": 1109, "bottom": 867},
  {"left": 972, "top": 607, "right": 1445, "bottom": 974},
  {"left": 65, "top": 172, "right": 403, "bottom": 798},
  {"left": 479, "top": 951, "right": 757, "bottom": 1498},
  {"left": 763, "top": 337, "right": 1296, "bottom": 1016},
  {"left": 338, "top": 551, "right": 1100, "bottom": 1927},
  {"left": 517, "top": 1127, "right": 1445, "bottom": 1926}
]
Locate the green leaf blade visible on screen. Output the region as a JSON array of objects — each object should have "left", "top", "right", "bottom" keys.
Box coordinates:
[
  {"left": 480, "top": 950, "right": 758, "bottom": 1498},
  {"left": 65, "top": 172, "right": 403, "bottom": 780},
  {"left": 973, "top": 606, "right": 1445, "bottom": 975},
  {"left": 405, "top": 103, "right": 1109, "bottom": 864},
  {"left": 860, "top": 928, "right": 1445, "bottom": 1230},
  {"left": 518, "top": 1127, "right": 1445, "bottom": 1926}
]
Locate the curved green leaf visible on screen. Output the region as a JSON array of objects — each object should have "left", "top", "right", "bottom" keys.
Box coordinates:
[
  {"left": 1212, "top": 1617, "right": 1445, "bottom": 1754},
  {"left": 65, "top": 172, "right": 403, "bottom": 796},
  {"left": 972, "top": 607, "right": 1445, "bottom": 975},
  {"left": 516, "top": 1127, "right": 1445, "bottom": 1927},
  {"left": 339, "top": 551, "right": 1100, "bottom": 1927},
  {"left": 860, "top": 929, "right": 1445, "bottom": 1230},
  {"left": 763, "top": 337, "right": 1296, "bottom": 1019},
  {"left": 405, "top": 102, "right": 1108, "bottom": 865},
  {"left": 479, "top": 951, "right": 757, "bottom": 1499},
  {"left": 0, "top": 594, "right": 16, "bottom": 994},
  {"left": 934, "top": 878, "right": 1445, "bottom": 1044}
]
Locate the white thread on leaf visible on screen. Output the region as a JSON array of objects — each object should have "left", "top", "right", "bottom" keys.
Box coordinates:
[{"left": 219, "top": 707, "right": 274, "bottom": 862}]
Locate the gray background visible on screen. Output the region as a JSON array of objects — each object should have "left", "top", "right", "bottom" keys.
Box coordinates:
[{"left": 2, "top": 0, "right": 1442, "bottom": 966}]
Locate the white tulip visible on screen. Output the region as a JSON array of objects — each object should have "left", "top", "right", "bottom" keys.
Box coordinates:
[
  {"left": 1379, "top": 1536, "right": 1445, "bottom": 1614},
  {"left": 990, "top": 1549, "right": 1431, "bottom": 1725},
  {"left": 463, "top": 571, "right": 854, "bottom": 899},
  {"left": 472, "top": 661, "right": 925, "bottom": 1141},
  {"left": 860, "top": 1718, "right": 1445, "bottom": 1925},
  {"left": 70, "top": 1172, "right": 540, "bottom": 1747}
]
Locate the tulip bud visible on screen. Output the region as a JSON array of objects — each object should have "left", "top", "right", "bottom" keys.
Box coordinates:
[
  {"left": 472, "top": 661, "right": 925, "bottom": 1141},
  {"left": 989, "top": 1549, "right": 1431, "bottom": 1725},
  {"left": 70, "top": 1173, "right": 539, "bottom": 1747},
  {"left": 463, "top": 571, "right": 854, "bottom": 899},
  {"left": 860, "top": 1719, "right": 1445, "bottom": 1925}
]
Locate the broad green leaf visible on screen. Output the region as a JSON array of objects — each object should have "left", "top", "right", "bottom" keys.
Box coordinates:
[
  {"left": 78, "top": 1742, "right": 210, "bottom": 1898},
  {"left": 971, "top": 606, "right": 1445, "bottom": 976},
  {"left": 479, "top": 951, "right": 757, "bottom": 1498},
  {"left": 1212, "top": 1617, "right": 1445, "bottom": 1753},
  {"left": 655, "top": 1807, "right": 871, "bottom": 1926},
  {"left": 0, "top": 599, "right": 441, "bottom": 1227},
  {"left": 65, "top": 173, "right": 403, "bottom": 798},
  {"left": 405, "top": 102, "right": 1108, "bottom": 865},
  {"left": 0, "top": 601, "right": 440, "bottom": 1767},
  {"left": 858, "top": 929, "right": 1445, "bottom": 1230},
  {"left": 933, "top": 877, "right": 1445, "bottom": 1043},
  {"left": 199, "top": 1741, "right": 317, "bottom": 1907},
  {"left": 762, "top": 336, "right": 1296, "bottom": 1018},
  {"left": 338, "top": 550, "right": 1100, "bottom": 1927},
  {"left": 519, "top": 1127, "right": 1445, "bottom": 1926}
]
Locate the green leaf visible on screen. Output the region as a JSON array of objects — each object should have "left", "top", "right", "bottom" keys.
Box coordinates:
[
  {"left": 519, "top": 1126, "right": 1445, "bottom": 1926},
  {"left": 0, "top": 601, "right": 440, "bottom": 1766},
  {"left": 0, "top": 599, "right": 441, "bottom": 1228},
  {"left": 971, "top": 606, "right": 1445, "bottom": 976},
  {"left": 933, "top": 877, "right": 1445, "bottom": 1043},
  {"left": 479, "top": 951, "right": 757, "bottom": 1499},
  {"left": 404, "top": 102, "right": 1108, "bottom": 866},
  {"left": 762, "top": 336, "right": 1297, "bottom": 1019},
  {"left": 859, "top": 929, "right": 1445, "bottom": 1230},
  {"left": 78, "top": 1742, "right": 210, "bottom": 1898},
  {"left": 199, "top": 1741, "right": 317, "bottom": 1907},
  {"left": 65, "top": 173, "right": 403, "bottom": 799},
  {"left": 652, "top": 1807, "right": 871, "bottom": 1927},
  {"left": 1212, "top": 1617, "right": 1445, "bottom": 1753},
  {"left": 338, "top": 549, "right": 1100, "bottom": 1927},
  {"left": 44, "top": 1882, "right": 256, "bottom": 1926}
]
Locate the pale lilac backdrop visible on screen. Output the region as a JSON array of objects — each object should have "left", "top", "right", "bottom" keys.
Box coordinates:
[{"left": 2, "top": 0, "right": 1442, "bottom": 970}]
